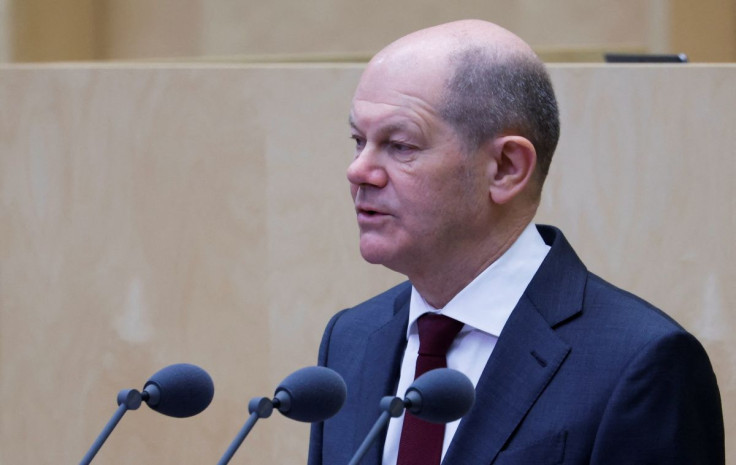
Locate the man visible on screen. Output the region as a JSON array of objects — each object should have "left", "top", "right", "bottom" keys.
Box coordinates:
[{"left": 309, "top": 19, "right": 724, "bottom": 465}]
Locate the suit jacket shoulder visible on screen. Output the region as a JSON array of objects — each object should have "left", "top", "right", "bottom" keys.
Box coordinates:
[
  {"left": 310, "top": 282, "right": 412, "bottom": 465},
  {"left": 445, "top": 225, "right": 724, "bottom": 464}
]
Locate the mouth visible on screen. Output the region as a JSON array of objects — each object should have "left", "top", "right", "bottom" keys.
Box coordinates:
[
  {"left": 358, "top": 208, "right": 381, "bottom": 216},
  {"left": 355, "top": 206, "right": 390, "bottom": 222}
]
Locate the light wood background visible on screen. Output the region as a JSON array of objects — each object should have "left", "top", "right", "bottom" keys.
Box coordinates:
[
  {"left": 3, "top": 0, "right": 736, "bottom": 62},
  {"left": 0, "top": 0, "right": 9, "bottom": 62},
  {"left": 1, "top": 63, "right": 734, "bottom": 463}
]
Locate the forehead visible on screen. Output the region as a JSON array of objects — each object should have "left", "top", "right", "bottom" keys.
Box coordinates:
[
  {"left": 355, "top": 47, "right": 449, "bottom": 100},
  {"left": 349, "top": 93, "right": 445, "bottom": 144},
  {"left": 350, "top": 50, "right": 450, "bottom": 132}
]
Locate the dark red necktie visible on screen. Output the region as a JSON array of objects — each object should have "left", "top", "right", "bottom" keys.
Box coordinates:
[{"left": 396, "top": 313, "right": 464, "bottom": 465}]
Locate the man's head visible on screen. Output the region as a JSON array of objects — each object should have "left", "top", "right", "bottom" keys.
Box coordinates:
[
  {"left": 347, "top": 20, "right": 559, "bottom": 288},
  {"left": 440, "top": 44, "right": 560, "bottom": 188}
]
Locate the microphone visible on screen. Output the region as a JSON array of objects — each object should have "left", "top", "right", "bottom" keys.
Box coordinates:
[
  {"left": 217, "top": 366, "right": 346, "bottom": 465},
  {"left": 143, "top": 363, "right": 215, "bottom": 417},
  {"left": 347, "top": 367, "right": 475, "bottom": 465},
  {"left": 402, "top": 367, "right": 474, "bottom": 423},
  {"left": 274, "top": 365, "right": 347, "bottom": 422},
  {"left": 80, "top": 363, "right": 214, "bottom": 465}
]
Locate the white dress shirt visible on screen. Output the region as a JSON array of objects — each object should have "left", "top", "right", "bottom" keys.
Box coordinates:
[{"left": 382, "top": 223, "right": 551, "bottom": 465}]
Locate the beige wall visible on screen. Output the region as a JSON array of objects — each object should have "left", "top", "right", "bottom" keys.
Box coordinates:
[
  {"left": 1, "top": 63, "right": 734, "bottom": 463},
  {"left": 670, "top": 0, "right": 736, "bottom": 62},
  {"left": 100, "top": 0, "right": 204, "bottom": 59},
  {"left": 197, "top": 0, "right": 651, "bottom": 57},
  {"left": 0, "top": 0, "right": 9, "bottom": 61},
  {"left": 6, "top": 0, "right": 736, "bottom": 62},
  {"left": 9, "top": 0, "right": 99, "bottom": 61}
]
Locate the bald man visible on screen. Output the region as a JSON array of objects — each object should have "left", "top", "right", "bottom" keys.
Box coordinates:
[{"left": 309, "top": 20, "right": 724, "bottom": 465}]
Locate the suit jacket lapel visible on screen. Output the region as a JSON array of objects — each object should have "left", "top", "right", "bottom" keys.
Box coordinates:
[
  {"left": 443, "top": 226, "right": 586, "bottom": 464},
  {"left": 443, "top": 297, "right": 571, "bottom": 463},
  {"left": 352, "top": 286, "right": 411, "bottom": 465}
]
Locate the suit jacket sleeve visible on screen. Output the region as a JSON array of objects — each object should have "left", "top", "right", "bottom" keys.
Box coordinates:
[
  {"left": 589, "top": 330, "right": 724, "bottom": 464},
  {"left": 308, "top": 309, "right": 346, "bottom": 465}
]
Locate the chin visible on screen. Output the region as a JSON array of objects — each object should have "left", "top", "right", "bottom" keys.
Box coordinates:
[
  {"left": 359, "top": 246, "right": 391, "bottom": 265},
  {"left": 358, "top": 237, "right": 398, "bottom": 266}
]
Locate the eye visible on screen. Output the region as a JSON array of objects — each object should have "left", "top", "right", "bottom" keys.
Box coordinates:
[
  {"left": 350, "top": 135, "right": 366, "bottom": 152},
  {"left": 388, "top": 141, "right": 416, "bottom": 155}
]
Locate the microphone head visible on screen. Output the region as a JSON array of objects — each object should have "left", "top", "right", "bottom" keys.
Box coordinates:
[
  {"left": 404, "top": 368, "right": 475, "bottom": 424},
  {"left": 274, "top": 366, "right": 347, "bottom": 422},
  {"left": 143, "top": 363, "right": 214, "bottom": 418}
]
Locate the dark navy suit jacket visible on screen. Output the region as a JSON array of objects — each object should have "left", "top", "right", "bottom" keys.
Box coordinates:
[{"left": 308, "top": 226, "right": 724, "bottom": 464}]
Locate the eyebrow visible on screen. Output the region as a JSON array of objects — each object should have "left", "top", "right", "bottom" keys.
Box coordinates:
[{"left": 348, "top": 115, "right": 415, "bottom": 136}]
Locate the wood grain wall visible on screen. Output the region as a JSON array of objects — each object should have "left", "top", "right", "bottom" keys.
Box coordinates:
[
  {"left": 4, "top": 0, "right": 735, "bottom": 62},
  {"left": 0, "top": 63, "right": 734, "bottom": 463}
]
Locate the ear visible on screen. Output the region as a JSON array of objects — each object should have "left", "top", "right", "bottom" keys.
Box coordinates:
[{"left": 486, "top": 135, "right": 537, "bottom": 205}]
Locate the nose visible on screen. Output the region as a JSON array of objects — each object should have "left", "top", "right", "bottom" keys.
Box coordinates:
[{"left": 346, "top": 147, "right": 388, "bottom": 188}]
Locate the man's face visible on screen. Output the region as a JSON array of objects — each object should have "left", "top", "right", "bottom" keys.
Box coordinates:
[{"left": 347, "top": 56, "right": 491, "bottom": 277}]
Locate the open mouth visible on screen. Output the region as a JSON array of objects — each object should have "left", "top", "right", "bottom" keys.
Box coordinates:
[{"left": 357, "top": 208, "right": 388, "bottom": 221}]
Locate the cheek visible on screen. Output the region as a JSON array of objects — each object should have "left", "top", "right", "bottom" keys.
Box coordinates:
[
  {"left": 418, "top": 171, "right": 481, "bottom": 216},
  {"left": 396, "top": 181, "right": 447, "bottom": 225}
]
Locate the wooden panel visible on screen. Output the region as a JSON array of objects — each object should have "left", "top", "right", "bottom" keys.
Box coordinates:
[
  {"left": 670, "top": 0, "right": 736, "bottom": 62},
  {"left": 0, "top": 64, "right": 734, "bottom": 463},
  {"left": 8, "top": 0, "right": 736, "bottom": 62},
  {"left": 9, "top": 0, "right": 99, "bottom": 61},
  {"left": 197, "top": 0, "right": 649, "bottom": 56},
  {"left": 0, "top": 0, "right": 9, "bottom": 61},
  {"left": 99, "top": 0, "right": 204, "bottom": 59},
  {"left": 7, "top": 0, "right": 651, "bottom": 61}
]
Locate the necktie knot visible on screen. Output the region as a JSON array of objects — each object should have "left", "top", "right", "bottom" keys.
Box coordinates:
[{"left": 417, "top": 313, "right": 464, "bottom": 358}]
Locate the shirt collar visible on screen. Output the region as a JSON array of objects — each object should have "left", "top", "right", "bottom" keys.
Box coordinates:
[{"left": 408, "top": 222, "right": 550, "bottom": 338}]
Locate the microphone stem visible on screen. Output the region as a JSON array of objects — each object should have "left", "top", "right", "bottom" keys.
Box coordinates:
[
  {"left": 217, "top": 411, "right": 260, "bottom": 465},
  {"left": 79, "top": 402, "right": 129, "bottom": 465},
  {"left": 347, "top": 410, "right": 393, "bottom": 465}
]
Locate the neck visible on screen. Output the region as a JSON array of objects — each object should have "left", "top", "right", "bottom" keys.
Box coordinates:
[{"left": 409, "top": 218, "right": 531, "bottom": 309}]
